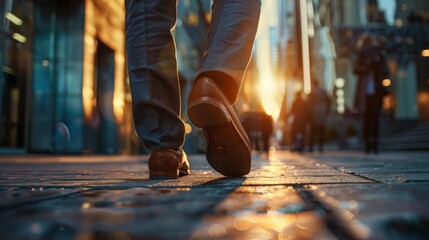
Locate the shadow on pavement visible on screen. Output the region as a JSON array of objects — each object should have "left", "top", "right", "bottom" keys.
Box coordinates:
[{"left": 0, "top": 177, "right": 246, "bottom": 240}]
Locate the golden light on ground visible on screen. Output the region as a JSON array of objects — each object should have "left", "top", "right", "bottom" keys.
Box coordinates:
[{"left": 233, "top": 218, "right": 253, "bottom": 231}]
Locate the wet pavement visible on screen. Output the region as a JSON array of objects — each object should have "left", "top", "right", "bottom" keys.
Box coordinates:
[{"left": 0, "top": 150, "right": 428, "bottom": 240}]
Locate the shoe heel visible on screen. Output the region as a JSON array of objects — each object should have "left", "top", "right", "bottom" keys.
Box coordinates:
[
  {"left": 188, "top": 97, "right": 231, "bottom": 128},
  {"left": 150, "top": 170, "right": 179, "bottom": 179}
]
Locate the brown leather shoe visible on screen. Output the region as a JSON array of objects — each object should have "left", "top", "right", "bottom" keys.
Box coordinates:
[
  {"left": 187, "top": 77, "right": 251, "bottom": 177},
  {"left": 149, "top": 149, "right": 190, "bottom": 179}
]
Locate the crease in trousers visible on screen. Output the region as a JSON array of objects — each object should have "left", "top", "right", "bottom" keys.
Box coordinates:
[{"left": 125, "top": 0, "right": 261, "bottom": 150}]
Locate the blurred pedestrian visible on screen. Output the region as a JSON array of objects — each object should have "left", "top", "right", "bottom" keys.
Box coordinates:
[
  {"left": 260, "top": 112, "right": 274, "bottom": 153},
  {"left": 241, "top": 110, "right": 273, "bottom": 153},
  {"left": 353, "top": 33, "right": 388, "bottom": 154},
  {"left": 308, "top": 80, "right": 330, "bottom": 152},
  {"left": 287, "top": 90, "right": 308, "bottom": 152},
  {"left": 125, "top": 0, "right": 261, "bottom": 178}
]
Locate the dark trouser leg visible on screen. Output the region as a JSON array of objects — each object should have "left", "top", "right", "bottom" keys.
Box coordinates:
[
  {"left": 371, "top": 99, "right": 381, "bottom": 153},
  {"left": 125, "top": 0, "right": 184, "bottom": 150},
  {"left": 196, "top": 0, "right": 261, "bottom": 104},
  {"left": 363, "top": 95, "right": 380, "bottom": 153}
]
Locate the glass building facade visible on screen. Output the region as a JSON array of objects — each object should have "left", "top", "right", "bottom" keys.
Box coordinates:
[
  {"left": 0, "top": 0, "right": 215, "bottom": 154},
  {"left": 1, "top": 0, "right": 35, "bottom": 153},
  {"left": 0, "top": 0, "right": 133, "bottom": 154}
]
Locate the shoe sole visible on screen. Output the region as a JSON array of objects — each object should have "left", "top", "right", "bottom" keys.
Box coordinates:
[{"left": 188, "top": 96, "right": 251, "bottom": 177}]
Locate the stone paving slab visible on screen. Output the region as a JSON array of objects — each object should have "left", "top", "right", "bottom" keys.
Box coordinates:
[
  {"left": 0, "top": 150, "right": 428, "bottom": 239},
  {"left": 148, "top": 173, "right": 371, "bottom": 188},
  {"left": 306, "top": 151, "right": 429, "bottom": 184},
  {"left": 0, "top": 187, "right": 226, "bottom": 239},
  {"left": 0, "top": 152, "right": 342, "bottom": 239},
  {"left": 0, "top": 185, "right": 335, "bottom": 240},
  {"left": 154, "top": 170, "right": 369, "bottom": 188},
  {"left": 0, "top": 187, "right": 86, "bottom": 210},
  {"left": 353, "top": 172, "right": 429, "bottom": 183},
  {"left": 0, "top": 152, "right": 371, "bottom": 188},
  {"left": 311, "top": 183, "right": 429, "bottom": 240}
]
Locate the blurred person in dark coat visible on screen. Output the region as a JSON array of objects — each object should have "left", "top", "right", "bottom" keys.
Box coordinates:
[
  {"left": 353, "top": 33, "right": 388, "bottom": 154},
  {"left": 308, "top": 80, "right": 331, "bottom": 152},
  {"left": 287, "top": 90, "right": 308, "bottom": 152},
  {"left": 241, "top": 110, "right": 273, "bottom": 153}
]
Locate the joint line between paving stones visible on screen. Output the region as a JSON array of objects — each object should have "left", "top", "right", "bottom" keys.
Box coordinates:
[
  {"left": 335, "top": 168, "right": 383, "bottom": 183},
  {"left": 299, "top": 154, "right": 382, "bottom": 184},
  {"left": 0, "top": 189, "right": 91, "bottom": 213},
  {"left": 295, "top": 185, "right": 361, "bottom": 240}
]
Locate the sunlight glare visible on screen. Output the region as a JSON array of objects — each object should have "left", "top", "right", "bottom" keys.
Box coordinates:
[{"left": 255, "top": 0, "right": 285, "bottom": 121}]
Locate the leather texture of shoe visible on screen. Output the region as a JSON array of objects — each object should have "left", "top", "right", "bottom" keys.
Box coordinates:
[
  {"left": 187, "top": 77, "right": 251, "bottom": 177},
  {"left": 148, "top": 149, "right": 190, "bottom": 179}
]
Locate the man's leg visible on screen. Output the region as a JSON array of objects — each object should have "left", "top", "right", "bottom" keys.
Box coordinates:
[
  {"left": 370, "top": 99, "right": 381, "bottom": 153},
  {"left": 188, "top": 0, "right": 261, "bottom": 177},
  {"left": 125, "top": 0, "right": 184, "bottom": 150},
  {"left": 125, "top": 0, "right": 189, "bottom": 178},
  {"left": 363, "top": 96, "right": 372, "bottom": 153},
  {"left": 196, "top": 0, "right": 261, "bottom": 104}
]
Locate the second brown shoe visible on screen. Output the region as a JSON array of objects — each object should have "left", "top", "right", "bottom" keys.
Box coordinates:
[
  {"left": 187, "top": 77, "right": 251, "bottom": 177},
  {"left": 149, "top": 149, "right": 190, "bottom": 179}
]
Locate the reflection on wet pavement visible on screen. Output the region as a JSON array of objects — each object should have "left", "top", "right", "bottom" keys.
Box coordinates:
[
  {"left": 0, "top": 151, "right": 429, "bottom": 239},
  {"left": 191, "top": 186, "right": 335, "bottom": 239}
]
